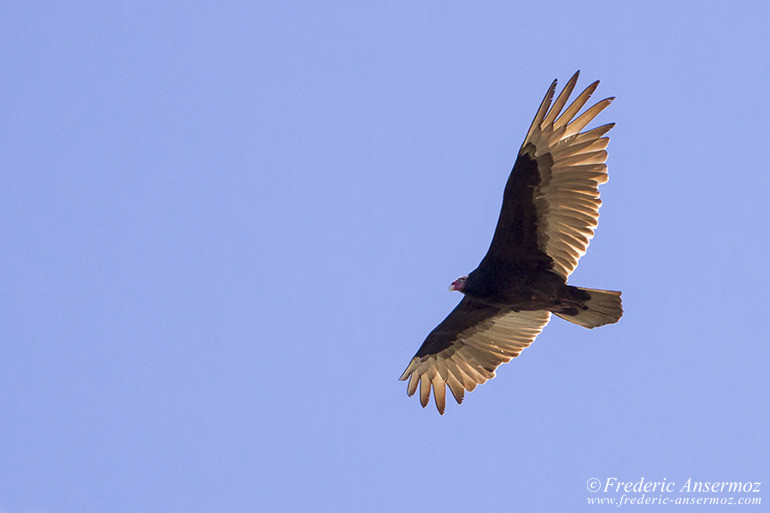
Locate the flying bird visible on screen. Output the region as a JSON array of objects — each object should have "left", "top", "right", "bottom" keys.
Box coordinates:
[{"left": 400, "top": 71, "right": 622, "bottom": 414}]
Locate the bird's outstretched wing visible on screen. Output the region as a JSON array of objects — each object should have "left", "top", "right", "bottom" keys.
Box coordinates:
[
  {"left": 481, "top": 71, "right": 614, "bottom": 279},
  {"left": 400, "top": 297, "right": 551, "bottom": 414}
]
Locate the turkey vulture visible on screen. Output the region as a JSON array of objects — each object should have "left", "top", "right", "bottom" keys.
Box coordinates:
[{"left": 400, "top": 71, "right": 622, "bottom": 414}]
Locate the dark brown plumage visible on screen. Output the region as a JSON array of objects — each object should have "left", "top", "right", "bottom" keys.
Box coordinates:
[{"left": 400, "top": 72, "right": 623, "bottom": 414}]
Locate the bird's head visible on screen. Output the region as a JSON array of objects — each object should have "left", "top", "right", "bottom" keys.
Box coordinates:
[{"left": 449, "top": 275, "right": 469, "bottom": 293}]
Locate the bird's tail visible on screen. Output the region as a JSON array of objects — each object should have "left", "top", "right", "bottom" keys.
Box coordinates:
[{"left": 554, "top": 287, "right": 622, "bottom": 329}]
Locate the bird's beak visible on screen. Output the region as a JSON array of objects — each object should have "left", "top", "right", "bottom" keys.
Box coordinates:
[{"left": 449, "top": 284, "right": 456, "bottom": 292}]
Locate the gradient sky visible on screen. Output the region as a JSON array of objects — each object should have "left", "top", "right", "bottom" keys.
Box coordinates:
[{"left": 2, "top": 2, "right": 768, "bottom": 512}]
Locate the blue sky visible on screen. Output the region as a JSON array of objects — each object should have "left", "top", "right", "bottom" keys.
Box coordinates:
[{"left": 1, "top": 2, "right": 768, "bottom": 512}]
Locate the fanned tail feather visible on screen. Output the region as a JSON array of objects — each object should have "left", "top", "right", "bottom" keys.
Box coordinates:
[{"left": 555, "top": 287, "right": 622, "bottom": 328}]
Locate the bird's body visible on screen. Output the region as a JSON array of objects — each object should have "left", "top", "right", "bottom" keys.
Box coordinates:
[
  {"left": 401, "top": 72, "right": 623, "bottom": 414},
  {"left": 465, "top": 263, "right": 587, "bottom": 314}
]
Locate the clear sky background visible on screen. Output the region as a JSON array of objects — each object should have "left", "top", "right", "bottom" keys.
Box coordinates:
[{"left": 1, "top": 2, "right": 768, "bottom": 512}]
